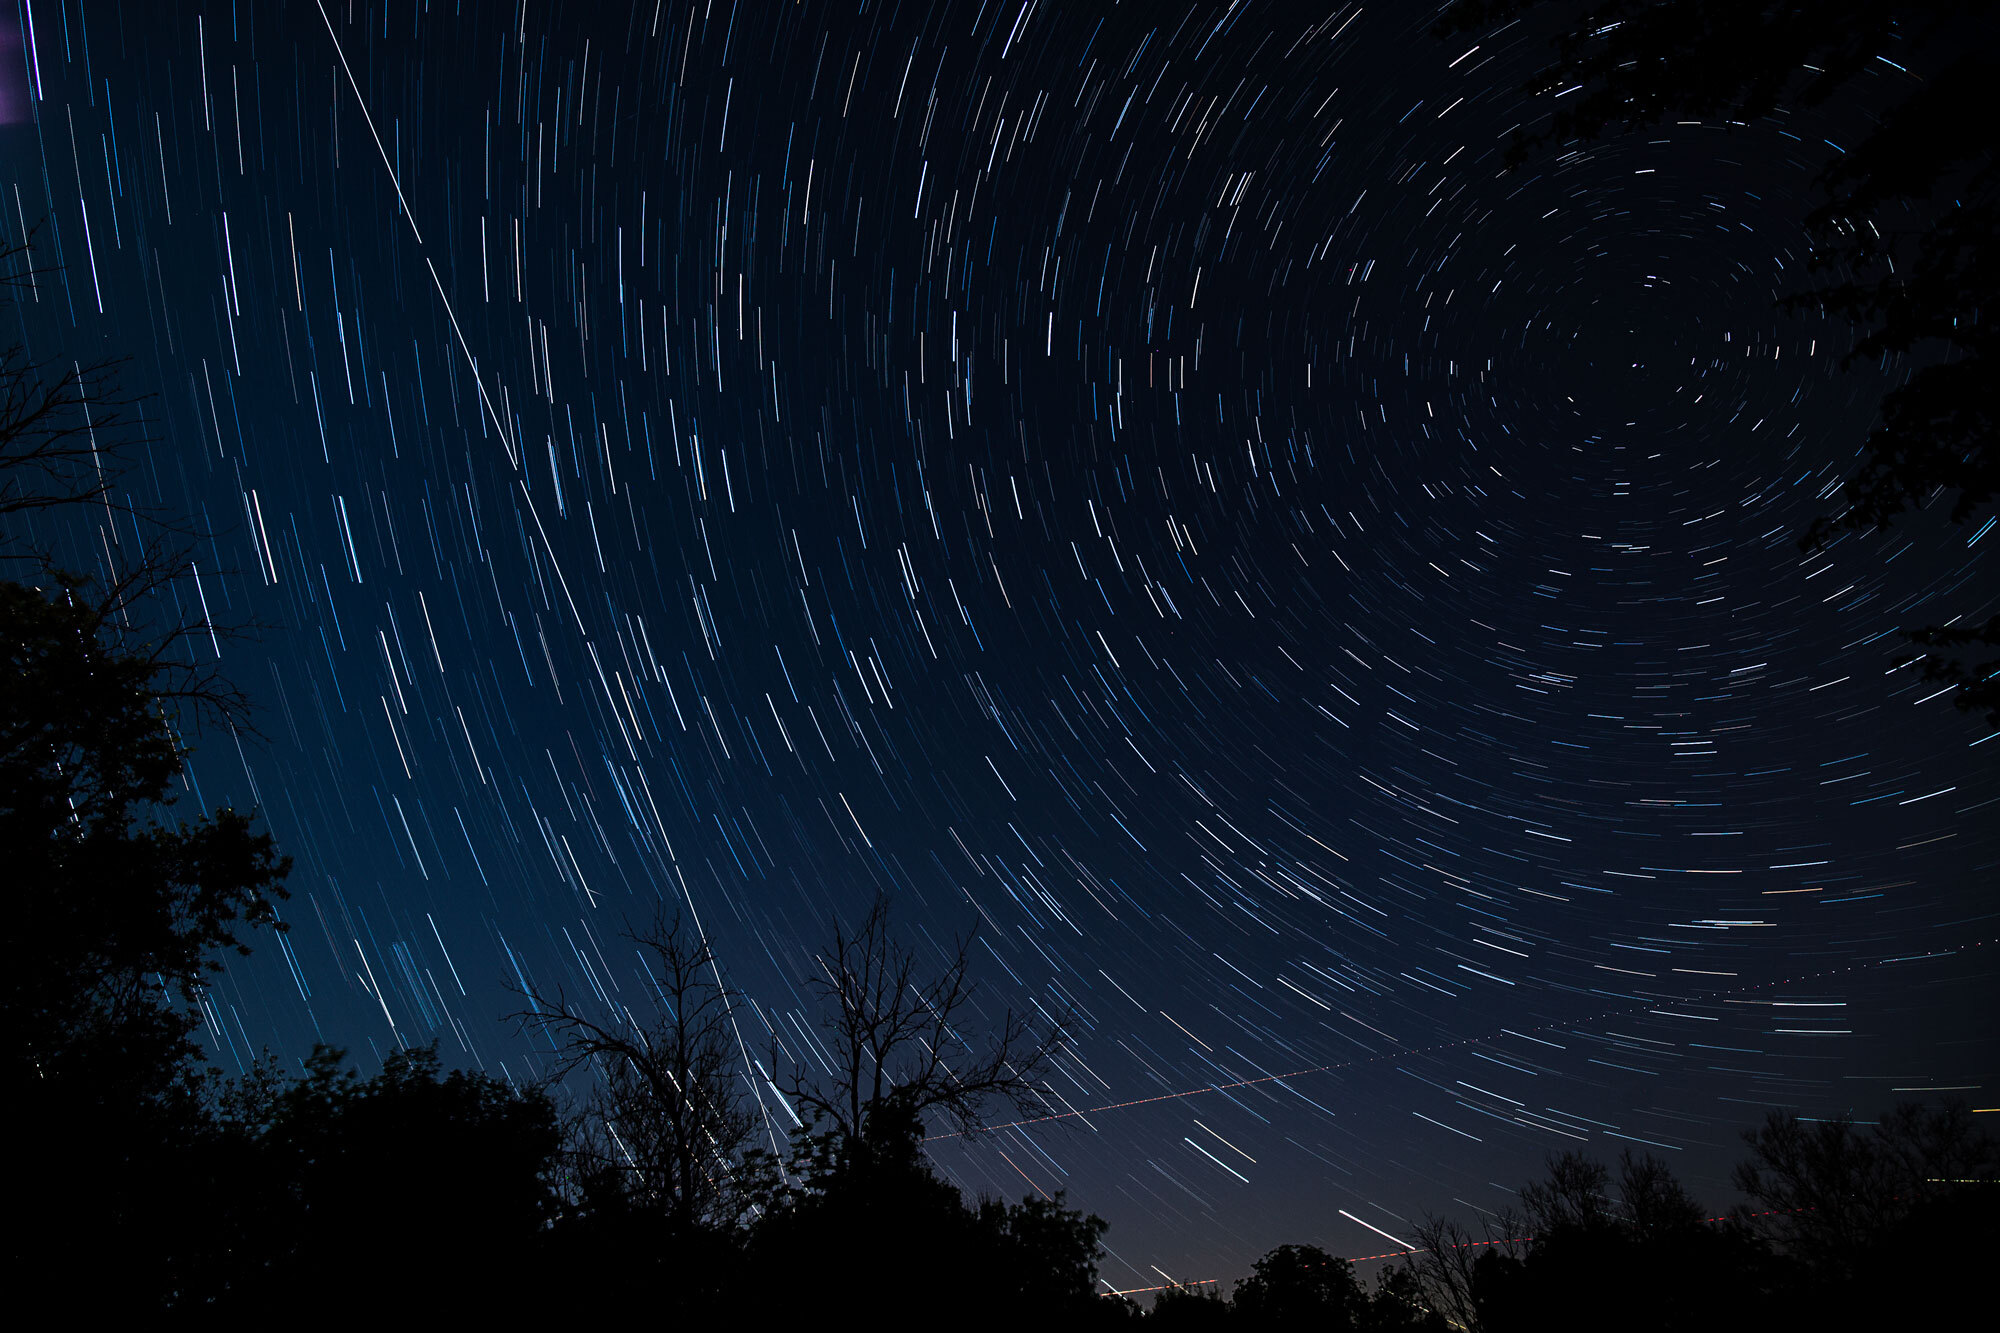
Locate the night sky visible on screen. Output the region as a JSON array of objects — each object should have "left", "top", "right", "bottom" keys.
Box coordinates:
[{"left": 4, "top": 0, "right": 1995, "bottom": 1291}]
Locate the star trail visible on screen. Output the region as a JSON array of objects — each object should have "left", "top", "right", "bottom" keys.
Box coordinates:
[{"left": 2, "top": 0, "right": 1994, "bottom": 1289}]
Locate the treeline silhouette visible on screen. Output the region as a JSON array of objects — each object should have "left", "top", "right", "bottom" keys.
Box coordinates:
[{"left": 4, "top": 242, "right": 1994, "bottom": 1323}]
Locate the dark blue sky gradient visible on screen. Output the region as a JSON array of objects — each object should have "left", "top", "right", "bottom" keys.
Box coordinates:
[{"left": 2, "top": 0, "right": 1994, "bottom": 1291}]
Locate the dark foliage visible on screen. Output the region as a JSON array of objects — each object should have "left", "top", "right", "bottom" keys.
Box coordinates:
[
  {"left": 2, "top": 578, "right": 291, "bottom": 1313},
  {"left": 1142, "top": 1248, "right": 1444, "bottom": 1330},
  {"left": 2, "top": 578, "right": 289, "bottom": 1095},
  {"left": 745, "top": 1094, "right": 1118, "bottom": 1321},
  {"left": 0, "top": 555, "right": 566, "bottom": 1319},
  {"left": 1401, "top": 1106, "right": 1996, "bottom": 1332},
  {"left": 1471, "top": 1152, "right": 1780, "bottom": 1333},
  {"left": 1151, "top": 1283, "right": 1234, "bottom": 1328},
  {"left": 1730, "top": 1101, "right": 1998, "bottom": 1321},
  {"left": 207, "top": 1046, "right": 562, "bottom": 1315},
  {"left": 1234, "top": 1244, "right": 1372, "bottom": 1328},
  {"left": 1233, "top": 1245, "right": 1447, "bottom": 1332}
]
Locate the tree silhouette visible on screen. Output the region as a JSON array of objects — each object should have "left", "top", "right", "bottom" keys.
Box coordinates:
[
  {"left": 976, "top": 1192, "right": 1117, "bottom": 1313},
  {"left": 1423, "top": 1150, "right": 1777, "bottom": 1333},
  {"left": 778, "top": 894, "right": 1068, "bottom": 1146},
  {"left": 3, "top": 578, "right": 290, "bottom": 1310},
  {"left": 1361, "top": 1264, "right": 1454, "bottom": 1333},
  {"left": 506, "top": 908, "right": 764, "bottom": 1315},
  {"left": 0, "top": 243, "right": 149, "bottom": 528},
  {"left": 1234, "top": 1244, "right": 1374, "bottom": 1328},
  {"left": 744, "top": 1093, "right": 1117, "bottom": 1320},
  {"left": 1515, "top": 1151, "right": 1617, "bottom": 1236},
  {"left": 1219, "top": 1245, "right": 1447, "bottom": 1331},
  {"left": 512, "top": 906, "right": 758, "bottom": 1234},
  {"left": 0, "top": 268, "right": 292, "bottom": 1307},
  {"left": 1436, "top": 1, "right": 2000, "bottom": 722},
  {"left": 728, "top": 899, "right": 1116, "bottom": 1319},
  {"left": 1398, "top": 1105, "right": 1998, "bottom": 1331},
  {"left": 1, "top": 579, "right": 289, "bottom": 1099},
  {"left": 203, "top": 1045, "right": 560, "bottom": 1316},
  {"left": 1149, "top": 1282, "right": 1232, "bottom": 1328},
  {"left": 1411, "top": 1213, "right": 1513, "bottom": 1333},
  {"left": 1733, "top": 1101, "right": 1998, "bottom": 1274}
]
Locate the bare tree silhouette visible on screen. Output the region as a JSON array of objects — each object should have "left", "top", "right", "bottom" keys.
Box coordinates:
[
  {"left": 779, "top": 895, "right": 1068, "bottom": 1143},
  {"left": 1733, "top": 1101, "right": 1999, "bottom": 1270},
  {"left": 0, "top": 243, "right": 146, "bottom": 528},
  {"left": 511, "top": 906, "right": 758, "bottom": 1231}
]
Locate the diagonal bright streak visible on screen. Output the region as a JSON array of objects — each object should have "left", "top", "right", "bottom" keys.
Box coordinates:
[{"left": 1339, "top": 1209, "right": 1415, "bottom": 1251}]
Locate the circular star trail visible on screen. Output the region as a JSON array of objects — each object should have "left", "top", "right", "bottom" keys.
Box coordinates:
[{"left": 3, "top": 1, "right": 1993, "bottom": 1289}]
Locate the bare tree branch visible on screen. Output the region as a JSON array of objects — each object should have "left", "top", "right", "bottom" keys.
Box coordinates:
[
  {"left": 0, "top": 238, "right": 269, "bottom": 743},
  {"left": 1732, "top": 1102, "right": 2000, "bottom": 1270},
  {"left": 778, "top": 895, "right": 1070, "bottom": 1145},
  {"left": 0, "top": 346, "right": 142, "bottom": 521},
  {"left": 1411, "top": 1214, "right": 1487, "bottom": 1333},
  {"left": 509, "top": 906, "right": 757, "bottom": 1231}
]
